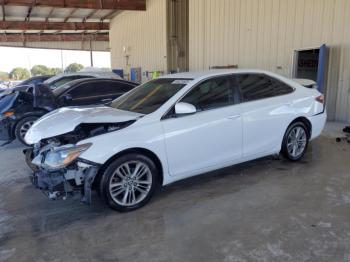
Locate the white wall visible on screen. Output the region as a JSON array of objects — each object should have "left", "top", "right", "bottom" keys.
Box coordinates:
[
  {"left": 109, "top": 0, "right": 167, "bottom": 80},
  {"left": 189, "top": 0, "right": 350, "bottom": 122}
]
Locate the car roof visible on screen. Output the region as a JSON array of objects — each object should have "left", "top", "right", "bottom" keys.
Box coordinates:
[
  {"left": 29, "top": 75, "right": 52, "bottom": 79},
  {"left": 64, "top": 77, "right": 138, "bottom": 86},
  {"left": 45, "top": 71, "right": 121, "bottom": 84},
  {"left": 159, "top": 69, "right": 281, "bottom": 81}
]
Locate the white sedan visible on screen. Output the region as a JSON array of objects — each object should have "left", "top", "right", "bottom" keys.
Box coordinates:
[{"left": 25, "top": 70, "right": 326, "bottom": 212}]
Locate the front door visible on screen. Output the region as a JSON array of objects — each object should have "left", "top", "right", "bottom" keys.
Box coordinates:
[{"left": 162, "top": 75, "right": 242, "bottom": 177}]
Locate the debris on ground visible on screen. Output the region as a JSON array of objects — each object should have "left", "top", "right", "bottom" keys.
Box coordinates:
[{"left": 336, "top": 126, "right": 350, "bottom": 143}]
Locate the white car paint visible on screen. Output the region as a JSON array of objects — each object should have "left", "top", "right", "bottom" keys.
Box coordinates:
[
  {"left": 292, "top": 78, "right": 317, "bottom": 88},
  {"left": 25, "top": 106, "right": 143, "bottom": 144},
  {"left": 25, "top": 69, "right": 327, "bottom": 186}
]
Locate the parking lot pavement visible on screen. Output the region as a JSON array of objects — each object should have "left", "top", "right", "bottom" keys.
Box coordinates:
[{"left": 0, "top": 135, "right": 350, "bottom": 262}]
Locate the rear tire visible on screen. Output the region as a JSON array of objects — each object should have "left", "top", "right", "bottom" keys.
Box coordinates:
[
  {"left": 281, "top": 122, "right": 309, "bottom": 161},
  {"left": 100, "top": 153, "right": 158, "bottom": 212},
  {"left": 15, "top": 116, "right": 38, "bottom": 146}
]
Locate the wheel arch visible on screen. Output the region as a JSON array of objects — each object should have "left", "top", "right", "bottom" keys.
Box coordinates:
[
  {"left": 12, "top": 110, "right": 48, "bottom": 137},
  {"left": 93, "top": 147, "right": 164, "bottom": 190},
  {"left": 288, "top": 116, "right": 312, "bottom": 139}
]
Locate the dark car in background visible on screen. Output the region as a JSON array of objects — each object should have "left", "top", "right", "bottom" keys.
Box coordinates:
[
  {"left": 43, "top": 70, "right": 121, "bottom": 90},
  {"left": 17, "top": 75, "right": 53, "bottom": 87},
  {"left": 0, "top": 75, "right": 53, "bottom": 98},
  {"left": 0, "top": 78, "right": 138, "bottom": 145}
]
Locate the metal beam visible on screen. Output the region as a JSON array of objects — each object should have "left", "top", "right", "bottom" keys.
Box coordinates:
[
  {"left": 55, "top": 8, "right": 76, "bottom": 34},
  {"left": 2, "top": 0, "right": 5, "bottom": 21},
  {"left": 39, "top": 7, "right": 54, "bottom": 34},
  {"left": 0, "top": 33, "right": 109, "bottom": 41},
  {"left": 3, "top": 0, "right": 146, "bottom": 10},
  {"left": 0, "top": 21, "right": 109, "bottom": 30},
  {"left": 45, "top": 7, "right": 54, "bottom": 22},
  {"left": 25, "top": 4, "right": 33, "bottom": 21},
  {"left": 63, "top": 8, "right": 76, "bottom": 22},
  {"left": 84, "top": 9, "right": 99, "bottom": 21}
]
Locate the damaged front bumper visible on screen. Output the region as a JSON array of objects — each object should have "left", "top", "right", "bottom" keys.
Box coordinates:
[
  {"left": 31, "top": 162, "right": 100, "bottom": 204},
  {"left": 26, "top": 144, "right": 101, "bottom": 205}
]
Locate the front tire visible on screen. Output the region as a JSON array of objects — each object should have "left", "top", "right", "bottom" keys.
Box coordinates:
[
  {"left": 25, "top": 148, "right": 39, "bottom": 172},
  {"left": 281, "top": 122, "right": 309, "bottom": 161},
  {"left": 100, "top": 153, "right": 158, "bottom": 212},
  {"left": 15, "top": 116, "right": 38, "bottom": 146}
]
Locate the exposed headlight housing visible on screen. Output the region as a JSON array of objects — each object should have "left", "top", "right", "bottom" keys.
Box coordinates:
[{"left": 42, "top": 143, "right": 92, "bottom": 171}]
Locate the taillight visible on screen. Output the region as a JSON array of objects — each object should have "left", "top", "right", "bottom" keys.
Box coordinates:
[{"left": 315, "top": 95, "right": 324, "bottom": 104}]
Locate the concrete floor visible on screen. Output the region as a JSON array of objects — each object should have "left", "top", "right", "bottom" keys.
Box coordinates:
[{"left": 0, "top": 124, "right": 350, "bottom": 262}]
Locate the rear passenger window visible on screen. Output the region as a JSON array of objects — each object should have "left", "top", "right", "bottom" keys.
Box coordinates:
[
  {"left": 238, "top": 74, "right": 294, "bottom": 102},
  {"left": 68, "top": 82, "right": 99, "bottom": 98}
]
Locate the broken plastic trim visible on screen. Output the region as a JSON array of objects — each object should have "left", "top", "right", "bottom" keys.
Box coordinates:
[
  {"left": 32, "top": 165, "right": 99, "bottom": 205},
  {"left": 77, "top": 157, "right": 101, "bottom": 167}
]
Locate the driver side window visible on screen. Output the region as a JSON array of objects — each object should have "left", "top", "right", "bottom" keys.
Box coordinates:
[{"left": 181, "top": 76, "right": 234, "bottom": 111}]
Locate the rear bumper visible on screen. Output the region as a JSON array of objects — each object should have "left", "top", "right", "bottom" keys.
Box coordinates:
[
  {"left": 308, "top": 112, "right": 327, "bottom": 140},
  {"left": 0, "top": 117, "right": 14, "bottom": 141}
]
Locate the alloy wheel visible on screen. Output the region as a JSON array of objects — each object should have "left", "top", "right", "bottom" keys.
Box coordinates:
[
  {"left": 287, "top": 126, "right": 307, "bottom": 158},
  {"left": 109, "top": 161, "right": 153, "bottom": 207},
  {"left": 19, "top": 120, "right": 35, "bottom": 139}
]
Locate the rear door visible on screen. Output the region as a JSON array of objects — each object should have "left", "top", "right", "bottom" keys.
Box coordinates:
[{"left": 237, "top": 74, "right": 296, "bottom": 157}]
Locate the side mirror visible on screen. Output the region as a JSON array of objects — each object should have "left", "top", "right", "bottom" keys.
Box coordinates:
[{"left": 175, "top": 102, "right": 196, "bottom": 115}]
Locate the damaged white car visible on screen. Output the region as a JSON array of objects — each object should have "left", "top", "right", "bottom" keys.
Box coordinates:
[{"left": 24, "top": 70, "right": 326, "bottom": 212}]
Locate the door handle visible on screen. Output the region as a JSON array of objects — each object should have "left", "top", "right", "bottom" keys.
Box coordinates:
[{"left": 227, "top": 115, "right": 241, "bottom": 120}]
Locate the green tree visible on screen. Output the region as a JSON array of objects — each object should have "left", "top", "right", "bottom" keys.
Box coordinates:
[
  {"left": 48, "top": 67, "right": 63, "bottom": 75},
  {"left": 9, "top": 67, "right": 30, "bottom": 80},
  {"left": 0, "top": 71, "right": 9, "bottom": 80},
  {"left": 31, "top": 65, "right": 50, "bottom": 76},
  {"left": 64, "top": 63, "right": 84, "bottom": 73}
]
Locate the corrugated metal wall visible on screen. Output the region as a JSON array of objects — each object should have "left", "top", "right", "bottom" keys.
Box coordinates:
[
  {"left": 0, "top": 41, "right": 109, "bottom": 51},
  {"left": 167, "top": 0, "right": 189, "bottom": 73},
  {"left": 109, "top": 0, "right": 167, "bottom": 80},
  {"left": 189, "top": 0, "right": 350, "bottom": 122}
]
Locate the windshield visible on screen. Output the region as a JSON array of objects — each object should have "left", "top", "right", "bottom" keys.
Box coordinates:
[{"left": 110, "top": 78, "right": 191, "bottom": 114}]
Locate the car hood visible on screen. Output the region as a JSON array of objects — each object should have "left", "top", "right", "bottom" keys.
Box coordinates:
[{"left": 25, "top": 106, "right": 144, "bottom": 144}]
